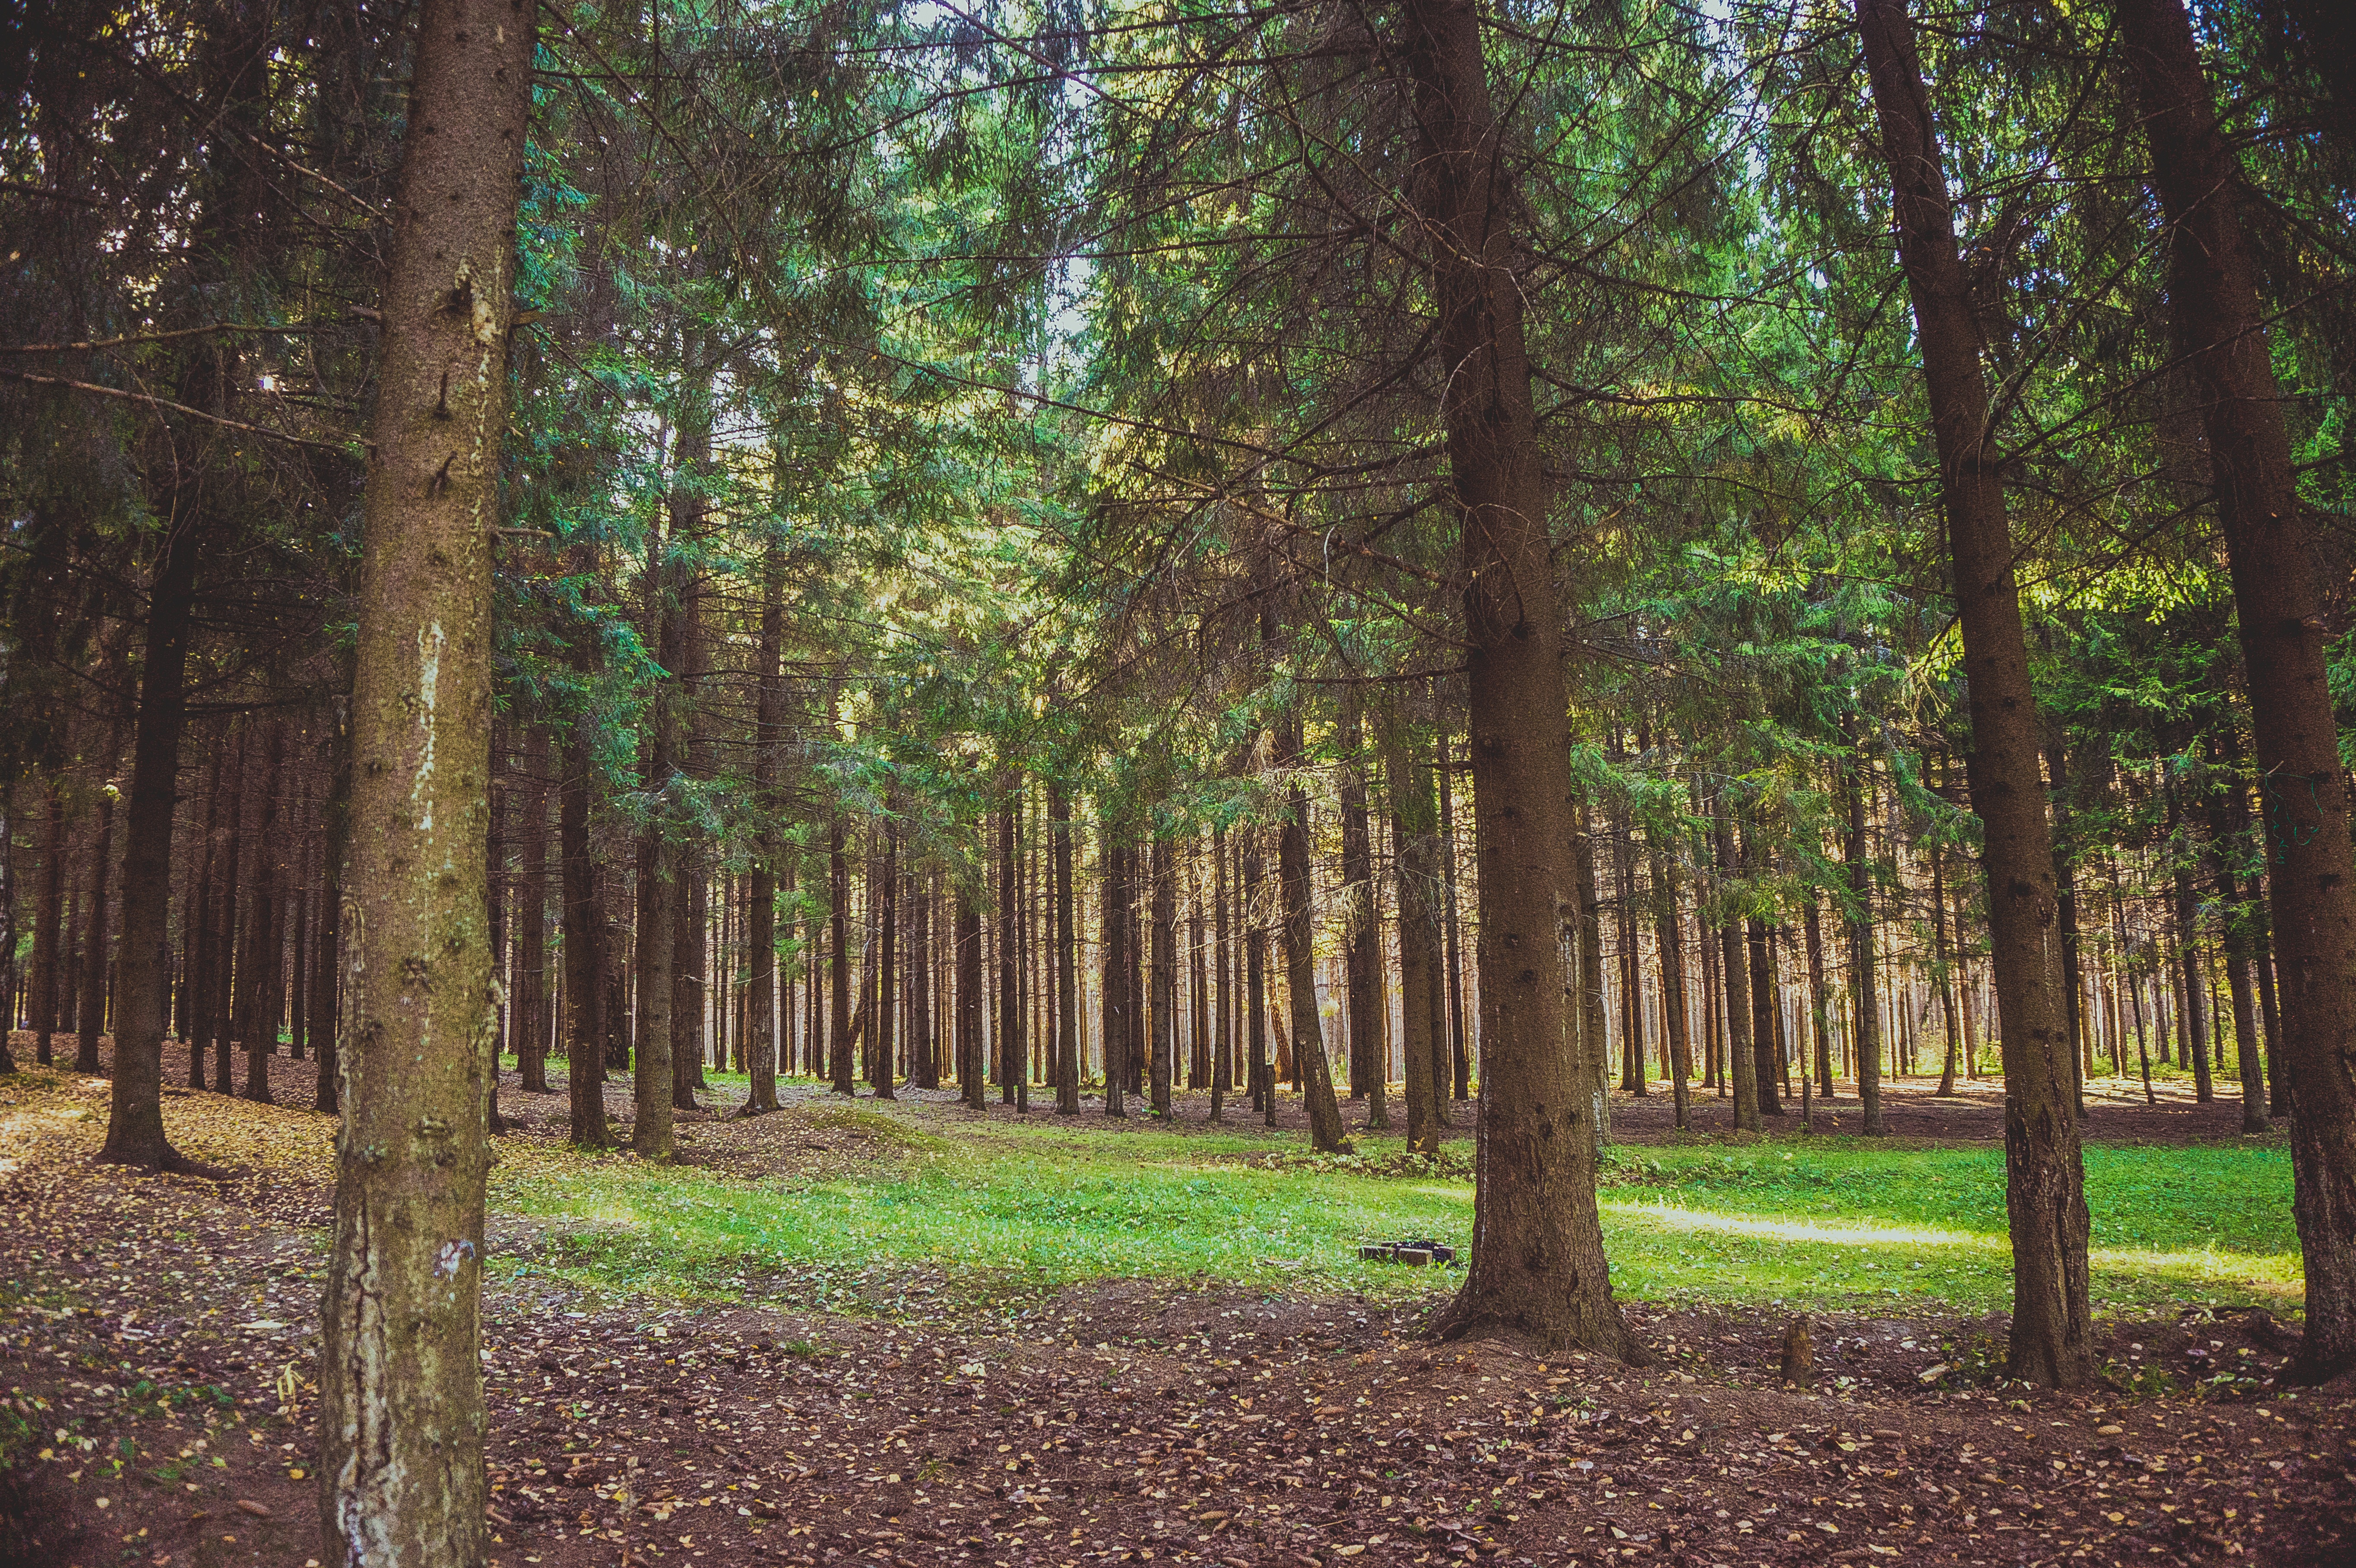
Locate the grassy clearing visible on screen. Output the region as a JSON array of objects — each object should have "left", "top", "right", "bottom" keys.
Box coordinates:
[{"left": 495, "top": 1085, "right": 2301, "bottom": 1321}]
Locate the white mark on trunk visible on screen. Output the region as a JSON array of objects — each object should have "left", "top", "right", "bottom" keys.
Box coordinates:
[
  {"left": 412, "top": 621, "right": 444, "bottom": 830},
  {"left": 434, "top": 1238, "right": 475, "bottom": 1279}
]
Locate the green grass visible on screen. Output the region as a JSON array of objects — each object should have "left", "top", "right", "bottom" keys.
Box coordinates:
[{"left": 490, "top": 1090, "right": 2301, "bottom": 1322}]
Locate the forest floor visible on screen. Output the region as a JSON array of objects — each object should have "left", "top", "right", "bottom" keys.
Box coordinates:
[{"left": 2, "top": 1038, "right": 2350, "bottom": 1568}]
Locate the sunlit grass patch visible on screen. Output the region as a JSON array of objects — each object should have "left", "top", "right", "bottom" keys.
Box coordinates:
[{"left": 492, "top": 1095, "right": 2302, "bottom": 1320}]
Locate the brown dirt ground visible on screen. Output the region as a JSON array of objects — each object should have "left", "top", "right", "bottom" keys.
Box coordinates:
[{"left": 2, "top": 1037, "right": 2348, "bottom": 1568}]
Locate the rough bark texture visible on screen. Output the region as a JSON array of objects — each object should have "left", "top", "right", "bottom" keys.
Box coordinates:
[
  {"left": 1856, "top": 0, "right": 2091, "bottom": 1385},
  {"left": 319, "top": 0, "right": 532, "bottom": 1559},
  {"left": 2118, "top": 0, "right": 2356, "bottom": 1381},
  {"left": 1398, "top": 0, "right": 1642, "bottom": 1360}
]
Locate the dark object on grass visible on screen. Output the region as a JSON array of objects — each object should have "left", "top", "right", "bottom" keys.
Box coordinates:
[{"left": 1358, "top": 1238, "right": 1458, "bottom": 1266}]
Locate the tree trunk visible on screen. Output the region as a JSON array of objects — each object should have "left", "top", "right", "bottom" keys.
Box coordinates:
[
  {"left": 1052, "top": 784, "right": 1080, "bottom": 1113},
  {"left": 1243, "top": 828, "right": 1272, "bottom": 1125},
  {"left": 516, "top": 723, "right": 551, "bottom": 1094},
  {"left": 829, "top": 812, "right": 855, "bottom": 1097},
  {"left": 1340, "top": 693, "right": 1387, "bottom": 1125},
  {"left": 98, "top": 513, "right": 203, "bottom": 1166},
  {"left": 2115, "top": 0, "right": 2356, "bottom": 1382},
  {"left": 958, "top": 874, "right": 985, "bottom": 1109},
  {"left": 743, "top": 546, "right": 785, "bottom": 1115},
  {"left": 312, "top": 702, "right": 352, "bottom": 1115},
  {"left": 242, "top": 721, "right": 289, "bottom": 1104},
  {"left": 1150, "top": 833, "right": 1176, "bottom": 1120},
  {"left": 1398, "top": 0, "right": 1641, "bottom": 1359},
  {"left": 1741, "top": 819, "right": 1782, "bottom": 1117},
  {"left": 1843, "top": 731, "right": 1885, "bottom": 1133},
  {"left": 1381, "top": 704, "right": 1444, "bottom": 1155},
  {"left": 1277, "top": 717, "right": 1349, "bottom": 1152},
  {"left": 998, "top": 797, "right": 1020, "bottom": 1107},
  {"left": 560, "top": 674, "right": 610, "bottom": 1148},
  {"left": 1649, "top": 830, "right": 1693, "bottom": 1132},
  {"left": 1713, "top": 792, "right": 1759, "bottom": 1132},
  {"left": 320, "top": 0, "right": 532, "bottom": 1555},
  {"left": 30, "top": 785, "right": 67, "bottom": 1068},
  {"left": 73, "top": 760, "right": 117, "bottom": 1076}
]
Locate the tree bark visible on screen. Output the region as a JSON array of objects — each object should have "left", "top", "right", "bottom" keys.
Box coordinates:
[
  {"left": 98, "top": 513, "right": 204, "bottom": 1166},
  {"left": 1856, "top": 0, "right": 2090, "bottom": 1384},
  {"left": 515, "top": 723, "right": 551, "bottom": 1093},
  {"left": 320, "top": 0, "right": 532, "bottom": 1556},
  {"left": 743, "top": 545, "right": 785, "bottom": 1115},
  {"left": 2117, "top": 0, "right": 2356, "bottom": 1380},
  {"left": 1398, "top": 0, "right": 1641, "bottom": 1359}
]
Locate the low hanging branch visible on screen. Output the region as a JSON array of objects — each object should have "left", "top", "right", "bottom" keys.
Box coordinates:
[{"left": 0, "top": 368, "right": 369, "bottom": 458}]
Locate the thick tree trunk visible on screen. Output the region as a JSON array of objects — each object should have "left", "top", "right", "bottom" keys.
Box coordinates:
[
  {"left": 1856, "top": 0, "right": 2090, "bottom": 1384},
  {"left": 98, "top": 515, "right": 203, "bottom": 1166},
  {"left": 2116, "top": 0, "right": 2356, "bottom": 1383},
  {"left": 1742, "top": 821, "right": 1782, "bottom": 1117},
  {"left": 320, "top": 0, "right": 532, "bottom": 1556},
  {"left": 1398, "top": 0, "right": 1641, "bottom": 1359}
]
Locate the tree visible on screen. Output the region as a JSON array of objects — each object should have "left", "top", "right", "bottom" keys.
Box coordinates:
[
  {"left": 2114, "top": 0, "right": 2356, "bottom": 1383},
  {"left": 1398, "top": 0, "right": 1644, "bottom": 1361},
  {"left": 1853, "top": 0, "right": 2092, "bottom": 1387},
  {"left": 318, "top": 0, "right": 534, "bottom": 1559}
]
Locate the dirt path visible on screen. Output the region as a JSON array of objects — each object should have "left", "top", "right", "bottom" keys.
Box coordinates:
[{"left": 3, "top": 1056, "right": 2346, "bottom": 1568}]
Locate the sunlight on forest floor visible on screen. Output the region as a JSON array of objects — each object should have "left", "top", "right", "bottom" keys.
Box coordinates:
[
  {"left": 0, "top": 1062, "right": 2300, "bottom": 1326},
  {"left": 478, "top": 1076, "right": 2300, "bottom": 1322}
]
